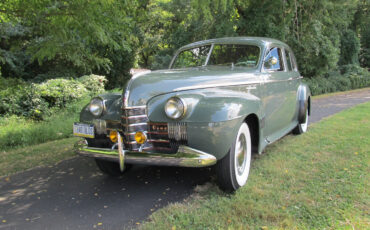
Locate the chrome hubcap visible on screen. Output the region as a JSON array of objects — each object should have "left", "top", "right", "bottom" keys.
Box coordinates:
[{"left": 236, "top": 134, "right": 247, "bottom": 176}]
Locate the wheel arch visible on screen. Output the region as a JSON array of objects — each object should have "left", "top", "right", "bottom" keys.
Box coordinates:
[{"left": 244, "top": 113, "right": 260, "bottom": 155}]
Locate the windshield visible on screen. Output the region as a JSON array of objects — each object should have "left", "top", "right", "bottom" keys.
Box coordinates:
[
  {"left": 209, "top": 44, "right": 260, "bottom": 67},
  {"left": 171, "top": 44, "right": 260, "bottom": 69},
  {"left": 172, "top": 45, "right": 211, "bottom": 68}
]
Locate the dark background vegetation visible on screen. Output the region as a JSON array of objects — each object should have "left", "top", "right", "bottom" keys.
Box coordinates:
[{"left": 0, "top": 0, "right": 369, "bottom": 120}]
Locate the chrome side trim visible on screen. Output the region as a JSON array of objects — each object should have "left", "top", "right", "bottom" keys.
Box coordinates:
[
  {"left": 174, "top": 80, "right": 262, "bottom": 91},
  {"left": 173, "top": 77, "right": 302, "bottom": 92},
  {"left": 75, "top": 140, "right": 217, "bottom": 167}
]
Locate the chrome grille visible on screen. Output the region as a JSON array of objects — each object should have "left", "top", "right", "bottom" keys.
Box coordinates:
[
  {"left": 121, "top": 107, "right": 188, "bottom": 152},
  {"left": 121, "top": 107, "right": 148, "bottom": 150},
  {"left": 168, "top": 122, "right": 187, "bottom": 142}
]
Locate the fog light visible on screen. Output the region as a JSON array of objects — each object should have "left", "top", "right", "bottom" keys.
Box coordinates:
[
  {"left": 135, "top": 131, "right": 147, "bottom": 144},
  {"left": 109, "top": 130, "right": 118, "bottom": 143}
]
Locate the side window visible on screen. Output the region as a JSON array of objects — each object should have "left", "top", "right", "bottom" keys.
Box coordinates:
[
  {"left": 285, "top": 49, "right": 292, "bottom": 71},
  {"left": 264, "top": 47, "right": 284, "bottom": 71}
]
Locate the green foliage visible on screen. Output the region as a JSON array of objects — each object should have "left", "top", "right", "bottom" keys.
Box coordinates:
[
  {"left": 304, "top": 65, "right": 370, "bottom": 95},
  {"left": 36, "top": 79, "right": 87, "bottom": 108},
  {"left": 353, "top": 0, "right": 370, "bottom": 69},
  {"left": 0, "top": 0, "right": 369, "bottom": 89},
  {"left": 0, "top": 82, "right": 49, "bottom": 119},
  {"left": 140, "top": 0, "right": 364, "bottom": 79},
  {"left": 77, "top": 74, "right": 107, "bottom": 94},
  {"left": 0, "top": 97, "right": 90, "bottom": 151},
  {"left": 339, "top": 30, "right": 360, "bottom": 65},
  {"left": 0, "top": 75, "right": 106, "bottom": 120},
  {"left": 0, "top": 0, "right": 137, "bottom": 86}
]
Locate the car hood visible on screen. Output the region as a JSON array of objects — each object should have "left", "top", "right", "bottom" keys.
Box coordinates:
[{"left": 125, "top": 66, "right": 260, "bottom": 107}]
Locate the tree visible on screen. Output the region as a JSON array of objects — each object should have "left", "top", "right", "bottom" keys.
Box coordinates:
[{"left": 0, "top": 0, "right": 137, "bottom": 87}]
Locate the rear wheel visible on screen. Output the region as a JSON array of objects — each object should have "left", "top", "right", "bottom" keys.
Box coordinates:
[
  {"left": 293, "top": 109, "right": 309, "bottom": 135},
  {"left": 95, "top": 159, "right": 131, "bottom": 177},
  {"left": 216, "top": 122, "right": 252, "bottom": 192}
]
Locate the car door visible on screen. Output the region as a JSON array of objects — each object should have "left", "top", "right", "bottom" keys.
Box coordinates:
[
  {"left": 261, "top": 46, "right": 294, "bottom": 142},
  {"left": 283, "top": 48, "right": 301, "bottom": 123}
]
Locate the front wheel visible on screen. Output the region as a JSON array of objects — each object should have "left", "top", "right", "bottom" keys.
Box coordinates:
[
  {"left": 95, "top": 159, "right": 132, "bottom": 177},
  {"left": 216, "top": 122, "right": 252, "bottom": 192}
]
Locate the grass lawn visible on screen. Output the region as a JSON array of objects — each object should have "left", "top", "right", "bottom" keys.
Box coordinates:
[
  {"left": 141, "top": 102, "right": 370, "bottom": 230},
  {"left": 0, "top": 88, "right": 121, "bottom": 151},
  {"left": 0, "top": 97, "right": 90, "bottom": 151},
  {"left": 0, "top": 137, "right": 76, "bottom": 177}
]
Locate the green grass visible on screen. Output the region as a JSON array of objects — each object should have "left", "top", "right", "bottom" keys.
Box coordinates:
[
  {"left": 141, "top": 102, "right": 370, "bottom": 230},
  {"left": 0, "top": 97, "right": 90, "bottom": 151},
  {"left": 0, "top": 137, "right": 76, "bottom": 177}
]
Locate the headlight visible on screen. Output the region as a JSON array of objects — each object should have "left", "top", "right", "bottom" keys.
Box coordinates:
[
  {"left": 165, "top": 97, "right": 186, "bottom": 119},
  {"left": 89, "top": 98, "right": 104, "bottom": 117}
]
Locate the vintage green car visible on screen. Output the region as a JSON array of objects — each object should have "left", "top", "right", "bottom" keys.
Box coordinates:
[{"left": 74, "top": 37, "right": 311, "bottom": 191}]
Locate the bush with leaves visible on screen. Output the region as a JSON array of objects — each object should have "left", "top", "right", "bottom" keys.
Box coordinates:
[
  {"left": 304, "top": 65, "right": 370, "bottom": 96},
  {"left": 0, "top": 81, "right": 49, "bottom": 120},
  {"left": 0, "top": 75, "right": 107, "bottom": 120},
  {"left": 36, "top": 79, "right": 87, "bottom": 108},
  {"left": 77, "top": 75, "right": 107, "bottom": 94}
]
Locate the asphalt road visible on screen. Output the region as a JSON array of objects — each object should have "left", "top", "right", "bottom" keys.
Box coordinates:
[{"left": 1, "top": 88, "right": 369, "bottom": 230}]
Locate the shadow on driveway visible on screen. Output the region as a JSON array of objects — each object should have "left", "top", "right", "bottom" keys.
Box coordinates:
[{"left": 0, "top": 158, "right": 212, "bottom": 229}]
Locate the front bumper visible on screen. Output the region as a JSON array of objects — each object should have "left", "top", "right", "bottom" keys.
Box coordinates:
[{"left": 75, "top": 139, "right": 217, "bottom": 167}]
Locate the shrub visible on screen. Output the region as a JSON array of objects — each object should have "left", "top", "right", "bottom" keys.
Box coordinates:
[
  {"left": 0, "top": 80, "right": 49, "bottom": 120},
  {"left": 36, "top": 78, "right": 87, "bottom": 108},
  {"left": 77, "top": 74, "right": 107, "bottom": 94},
  {"left": 0, "top": 75, "right": 107, "bottom": 120},
  {"left": 304, "top": 65, "right": 370, "bottom": 95}
]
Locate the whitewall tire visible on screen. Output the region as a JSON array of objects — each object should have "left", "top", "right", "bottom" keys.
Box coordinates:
[
  {"left": 216, "top": 122, "right": 252, "bottom": 192},
  {"left": 293, "top": 109, "right": 309, "bottom": 135}
]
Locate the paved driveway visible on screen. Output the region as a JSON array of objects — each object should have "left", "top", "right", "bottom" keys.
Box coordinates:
[{"left": 1, "top": 88, "right": 369, "bottom": 230}]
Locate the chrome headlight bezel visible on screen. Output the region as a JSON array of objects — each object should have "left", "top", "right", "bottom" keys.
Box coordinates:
[
  {"left": 89, "top": 97, "right": 105, "bottom": 117},
  {"left": 164, "top": 97, "right": 187, "bottom": 120}
]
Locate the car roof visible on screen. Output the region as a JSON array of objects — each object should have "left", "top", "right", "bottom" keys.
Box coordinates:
[{"left": 178, "top": 37, "right": 289, "bottom": 50}]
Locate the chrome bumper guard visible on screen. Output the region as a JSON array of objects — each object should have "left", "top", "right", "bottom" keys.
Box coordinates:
[{"left": 75, "top": 139, "right": 217, "bottom": 168}]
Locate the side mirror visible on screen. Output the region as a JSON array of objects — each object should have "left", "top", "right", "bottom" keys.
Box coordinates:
[{"left": 267, "top": 57, "right": 278, "bottom": 66}]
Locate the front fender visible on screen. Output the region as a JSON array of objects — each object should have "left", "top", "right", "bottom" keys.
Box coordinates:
[
  {"left": 147, "top": 88, "right": 263, "bottom": 159},
  {"left": 80, "top": 93, "right": 122, "bottom": 123},
  {"left": 147, "top": 88, "right": 263, "bottom": 123}
]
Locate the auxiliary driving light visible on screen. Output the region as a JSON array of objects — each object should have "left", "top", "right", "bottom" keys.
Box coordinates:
[
  {"left": 109, "top": 130, "right": 118, "bottom": 143},
  {"left": 135, "top": 131, "right": 147, "bottom": 144}
]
